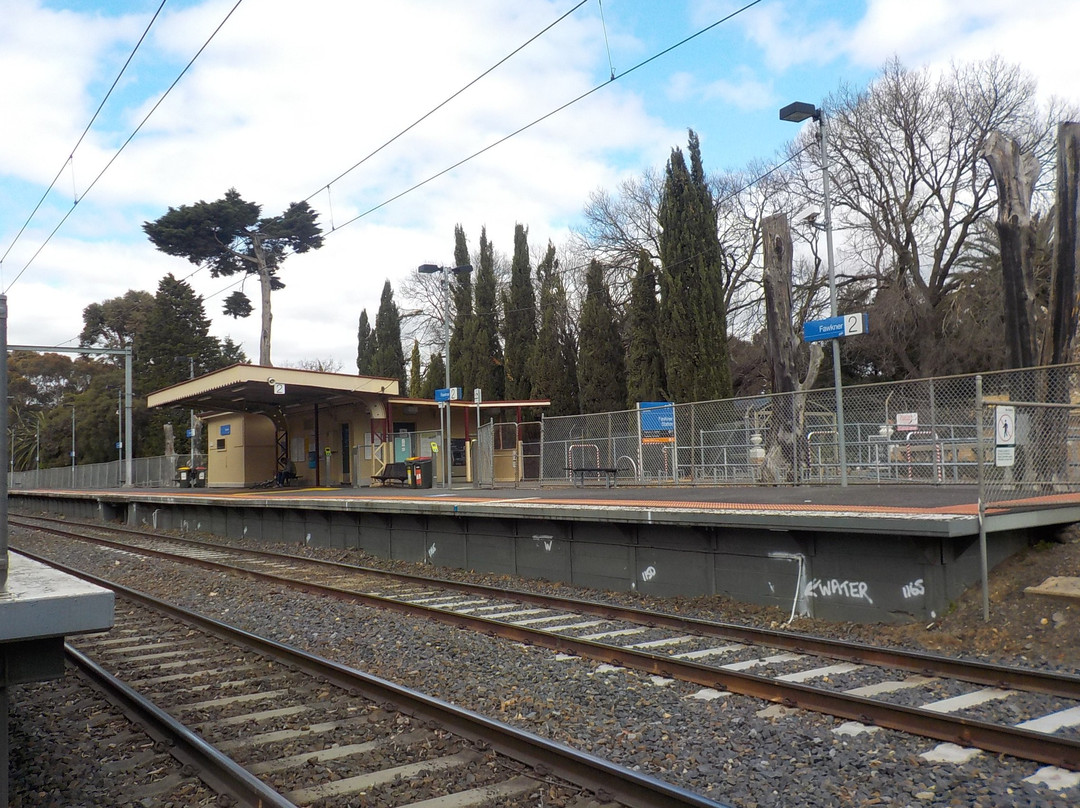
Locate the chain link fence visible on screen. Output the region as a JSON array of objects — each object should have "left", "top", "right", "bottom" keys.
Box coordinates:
[
  {"left": 13, "top": 366, "right": 1080, "bottom": 497},
  {"left": 976, "top": 365, "right": 1080, "bottom": 505},
  {"left": 540, "top": 364, "right": 1080, "bottom": 493},
  {"left": 9, "top": 455, "right": 183, "bottom": 490}
]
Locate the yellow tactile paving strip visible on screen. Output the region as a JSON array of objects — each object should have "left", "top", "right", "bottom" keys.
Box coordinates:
[
  {"left": 223, "top": 490, "right": 981, "bottom": 517},
  {"left": 29, "top": 487, "right": 1080, "bottom": 519}
]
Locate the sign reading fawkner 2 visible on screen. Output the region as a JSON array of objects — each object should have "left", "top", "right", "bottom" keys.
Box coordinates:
[{"left": 803, "top": 313, "right": 868, "bottom": 343}]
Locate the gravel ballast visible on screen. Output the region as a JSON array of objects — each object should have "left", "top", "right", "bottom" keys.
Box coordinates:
[{"left": 9, "top": 525, "right": 1080, "bottom": 808}]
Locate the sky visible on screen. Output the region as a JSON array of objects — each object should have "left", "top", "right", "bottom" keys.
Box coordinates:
[{"left": 2, "top": 0, "right": 1079, "bottom": 372}]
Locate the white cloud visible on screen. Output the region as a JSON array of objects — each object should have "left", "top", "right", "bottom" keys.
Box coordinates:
[
  {"left": 847, "top": 1, "right": 1080, "bottom": 102},
  {"left": 2, "top": 0, "right": 1079, "bottom": 373}
]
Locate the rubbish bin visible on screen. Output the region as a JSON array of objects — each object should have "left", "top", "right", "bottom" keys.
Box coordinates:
[
  {"left": 176, "top": 466, "right": 191, "bottom": 487},
  {"left": 192, "top": 466, "right": 207, "bottom": 488},
  {"left": 408, "top": 457, "right": 433, "bottom": 489}
]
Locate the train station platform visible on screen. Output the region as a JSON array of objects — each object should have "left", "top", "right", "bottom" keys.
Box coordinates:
[
  {"left": 1, "top": 551, "right": 115, "bottom": 803},
  {"left": 10, "top": 483, "right": 1080, "bottom": 625}
]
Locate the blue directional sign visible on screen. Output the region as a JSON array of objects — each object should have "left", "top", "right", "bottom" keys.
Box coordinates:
[
  {"left": 434, "top": 387, "right": 463, "bottom": 402},
  {"left": 804, "top": 313, "right": 867, "bottom": 343},
  {"left": 638, "top": 402, "right": 674, "bottom": 432}
]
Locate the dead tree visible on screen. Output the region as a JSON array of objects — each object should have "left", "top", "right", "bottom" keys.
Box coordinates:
[
  {"left": 1044, "top": 122, "right": 1080, "bottom": 368},
  {"left": 982, "top": 131, "right": 1040, "bottom": 369},
  {"left": 1036, "top": 123, "right": 1080, "bottom": 485},
  {"left": 761, "top": 213, "right": 822, "bottom": 482}
]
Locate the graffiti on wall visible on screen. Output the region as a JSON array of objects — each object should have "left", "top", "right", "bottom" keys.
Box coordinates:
[{"left": 804, "top": 578, "right": 874, "bottom": 605}]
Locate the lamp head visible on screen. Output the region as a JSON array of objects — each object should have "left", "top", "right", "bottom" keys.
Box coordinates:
[
  {"left": 418, "top": 264, "right": 440, "bottom": 274},
  {"left": 779, "top": 101, "right": 820, "bottom": 123}
]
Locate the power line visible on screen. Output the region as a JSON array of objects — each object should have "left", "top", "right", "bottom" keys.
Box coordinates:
[
  {"left": 325, "top": 0, "right": 764, "bottom": 235},
  {"left": 2, "top": 0, "right": 247, "bottom": 296},
  {"left": 305, "top": 0, "right": 590, "bottom": 212},
  {"left": 0, "top": 1, "right": 169, "bottom": 272}
]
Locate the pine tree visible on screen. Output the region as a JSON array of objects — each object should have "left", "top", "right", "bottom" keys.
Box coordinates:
[
  {"left": 137, "top": 274, "right": 233, "bottom": 456},
  {"left": 577, "top": 259, "right": 627, "bottom": 413},
  {"left": 408, "top": 340, "right": 423, "bottom": 397},
  {"left": 530, "top": 243, "right": 578, "bottom": 415},
  {"left": 657, "top": 130, "right": 731, "bottom": 402},
  {"left": 503, "top": 224, "right": 536, "bottom": 400},
  {"left": 474, "top": 227, "right": 505, "bottom": 400},
  {"left": 138, "top": 274, "right": 222, "bottom": 394},
  {"left": 356, "top": 310, "right": 374, "bottom": 374},
  {"left": 371, "top": 281, "right": 406, "bottom": 391},
  {"left": 626, "top": 250, "right": 666, "bottom": 405}
]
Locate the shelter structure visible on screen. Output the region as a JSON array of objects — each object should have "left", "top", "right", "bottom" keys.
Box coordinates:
[{"left": 147, "top": 364, "right": 548, "bottom": 487}]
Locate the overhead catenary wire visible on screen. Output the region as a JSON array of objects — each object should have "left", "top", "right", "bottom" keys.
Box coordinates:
[
  {"left": 0, "top": 0, "right": 170, "bottom": 277},
  {"left": 324, "top": 0, "right": 764, "bottom": 235},
  {"left": 2, "top": 0, "right": 247, "bottom": 296},
  {"left": 598, "top": 0, "right": 616, "bottom": 80},
  {"left": 435, "top": 139, "right": 815, "bottom": 324},
  {"left": 305, "top": 0, "right": 590, "bottom": 214}
]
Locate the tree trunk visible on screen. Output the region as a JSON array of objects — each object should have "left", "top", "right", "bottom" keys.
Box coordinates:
[
  {"left": 1034, "top": 123, "right": 1080, "bottom": 486},
  {"left": 1044, "top": 122, "right": 1080, "bottom": 367},
  {"left": 251, "top": 234, "right": 274, "bottom": 366},
  {"left": 982, "top": 131, "right": 1039, "bottom": 369},
  {"left": 763, "top": 214, "right": 798, "bottom": 395},
  {"left": 761, "top": 214, "right": 822, "bottom": 482}
]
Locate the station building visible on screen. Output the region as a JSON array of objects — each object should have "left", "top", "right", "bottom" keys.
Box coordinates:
[{"left": 147, "top": 364, "right": 548, "bottom": 487}]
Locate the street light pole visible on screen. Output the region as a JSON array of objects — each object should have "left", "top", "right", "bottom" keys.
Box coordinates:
[
  {"left": 117, "top": 388, "right": 123, "bottom": 486},
  {"left": 418, "top": 263, "right": 472, "bottom": 489},
  {"left": 781, "top": 101, "right": 848, "bottom": 486}
]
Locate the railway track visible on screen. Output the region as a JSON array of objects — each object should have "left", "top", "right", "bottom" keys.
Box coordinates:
[
  {"left": 12, "top": 513, "right": 1080, "bottom": 795},
  {"left": 21, "top": 548, "right": 724, "bottom": 808}
]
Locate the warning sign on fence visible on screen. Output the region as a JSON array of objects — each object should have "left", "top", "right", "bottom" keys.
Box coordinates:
[
  {"left": 896, "top": 412, "right": 918, "bottom": 432},
  {"left": 995, "top": 405, "right": 1016, "bottom": 467}
]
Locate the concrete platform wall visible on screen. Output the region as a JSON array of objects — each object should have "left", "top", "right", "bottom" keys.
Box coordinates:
[{"left": 11, "top": 492, "right": 1034, "bottom": 624}]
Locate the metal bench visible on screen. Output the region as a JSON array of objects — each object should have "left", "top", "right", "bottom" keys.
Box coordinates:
[
  {"left": 568, "top": 466, "right": 618, "bottom": 488},
  {"left": 372, "top": 461, "right": 408, "bottom": 486}
]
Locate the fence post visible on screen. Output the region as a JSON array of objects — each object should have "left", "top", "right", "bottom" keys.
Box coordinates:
[{"left": 975, "top": 374, "right": 990, "bottom": 622}]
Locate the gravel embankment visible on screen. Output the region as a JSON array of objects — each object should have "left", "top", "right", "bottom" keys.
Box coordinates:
[{"left": 9, "top": 526, "right": 1077, "bottom": 808}]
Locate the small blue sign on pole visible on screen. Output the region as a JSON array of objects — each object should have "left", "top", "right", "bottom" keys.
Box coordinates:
[
  {"left": 803, "top": 313, "right": 867, "bottom": 343},
  {"left": 434, "top": 388, "right": 450, "bottom": 402}
]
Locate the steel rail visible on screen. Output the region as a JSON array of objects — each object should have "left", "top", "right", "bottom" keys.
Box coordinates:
[
  {"left": 15, "top": 526, "right": 1080, "bottom": 771},
  {"left": 16, "top": 548, "right": 731, "bottom": 808},
  {"left": 66, "top": 644, "right": 299, "bottom": 808},
  {"left": 15, "top": 513, "right": 1080, "bottom": 700}
]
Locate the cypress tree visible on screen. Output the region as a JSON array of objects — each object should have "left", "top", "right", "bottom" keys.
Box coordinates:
[
  {"left": 449, "top": 224, "right": 474, "bottom": 393},
  {"left": 356, "top": 309, "right": 374, "bottom": 374},
  {"left": 371, "top": 281, "right": 406, "bottom": 391},
  {"left": 530, "top": 243, "right": 578, "bottom": 415},
  {"left": 657, "top": 130, "right": 731, "bottom": 402},
  {"left": 474, "top": 227, "right": 505, "bottom": 400},
  {"left": 577, "top": 259, "right": 627, "bottom": 413},
  {"left": 408, "top": 340, "right": 423, "bottom": 397},
  {"left": 421, "top": 352, "right": 444, "bottom": 399},
  {"left": 503, "top": 224, "right": 536, "bottom": 400},
  {"left": 626, "top": 250, "right": 667, "bottom": 405}
]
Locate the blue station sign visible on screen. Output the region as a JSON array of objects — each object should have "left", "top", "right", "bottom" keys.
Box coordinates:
[
  {"left": 434, "top": 387, "right": 463, "bottom": 402},
  {"left": 803, "top": 313, "right": 867, "bottom": 343}
]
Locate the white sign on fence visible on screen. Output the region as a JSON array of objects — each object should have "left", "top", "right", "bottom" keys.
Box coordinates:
[
  {"left": 995, "top": 405, "right": 1016, "bottom": 467},
  {"left": 896, "top": 412, "right": 918, "bottom": 432}
]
